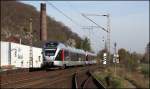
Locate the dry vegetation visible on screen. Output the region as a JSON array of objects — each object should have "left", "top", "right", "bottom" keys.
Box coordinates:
[
  {"left": 94, "top": 65, "right": 149, "bottom": 88},
  {"left": 1, "top": 1, "right": 82, "bottom": 48}
]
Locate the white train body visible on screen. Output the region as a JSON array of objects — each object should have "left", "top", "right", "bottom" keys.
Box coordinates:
[{"left": 41, "top": 41, "right": 97, "bottom": 68}]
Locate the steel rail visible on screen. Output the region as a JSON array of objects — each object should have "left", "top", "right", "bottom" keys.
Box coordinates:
[
  {"left": 73, "top": 70, "right": 106, "bottom": 89},
  {"left": 89, "top": 71, "right": 106, "bottom": 89},
  {"left": 1, "top": 69, "right": 64, "bottom": 86}
]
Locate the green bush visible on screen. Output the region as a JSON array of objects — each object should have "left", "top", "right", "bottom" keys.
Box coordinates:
[
  {"left": 111, "top": 76, "right": 123, "bottom": 88},
  {"left": 141, "top": 64, "right": 149, "bottom": 78},
  {"left": 94, "top": 72, "right": 124, "bottom": 88},
  {"left": 94, "top": 73, "right": 107, "bottom": 86}
]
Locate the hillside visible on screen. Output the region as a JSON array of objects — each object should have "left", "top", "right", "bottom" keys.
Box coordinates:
[{"left": 1, "top": 1, "right": 82, "bottom": 47}]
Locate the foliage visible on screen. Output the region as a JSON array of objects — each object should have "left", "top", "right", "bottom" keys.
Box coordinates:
[
  {"left": 141, "top": 42, "right": 149, "bottom": 63},
  {"left": 1, "top": 1, "right": 82, "bottom": 48},
  {"left": 118, "top": 48, "right": 142, "bottom": 70},
  {"left": 94, "top": 73, "right": 107, "bottom": 87},
  {"left": 142, "top": 53, "right": 149, "bottom": 63},
  {"left": 118, "top": 48, "right": 127, "bottom": 63},
  {"left": 76, "top": 39, "right": 83, "bottom": 49},
  {"left": 94, "top": 71, "right": 124, "bottom": 88},
  {"left": 96, "top": 65, "right": 149, "bottom": 88},
  {"left": 141, "top": 64, "right": 149, "bottom": 78},
  {"left": 110, "top": 76, "right": 123, "bottom": 88},
  {"left": 81, "top": 37, "right": 91, "bottom": 51},
  {"left": 127, "top": 52, "right": 140, "bottom": 70}
]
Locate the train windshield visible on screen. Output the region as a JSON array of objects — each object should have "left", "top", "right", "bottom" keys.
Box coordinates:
[
  {"left": 45, "top": 50, "right": 56, "bottom": 56},
  {"left": 45, "top": 42, "right": 58, "bottom": 48}
]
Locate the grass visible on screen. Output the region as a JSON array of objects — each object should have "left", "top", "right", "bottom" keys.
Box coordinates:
[
  {"left": 94, "top": 72, "right": 107, "bottom": 86},
  {"left": 94, "top": 64, "right": 150, "bottom": 88},
  {"left": 110, "top": 75, "right": 124, "bottom": 88},
  {"left": 117, "top": 64, "right": 149, "bottom": 88},
  {"left": 94, "top": 69, "right": 124, "bottom": 88}
]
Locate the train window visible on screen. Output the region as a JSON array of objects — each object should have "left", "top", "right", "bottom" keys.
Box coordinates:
[
  {"left": 70, "top": 52, "right": 78, "bottom": 61},
  {"left": 77, "top": 54, "right": 79, "bottom": 61},
  {"left": 70, "top": 52, "right": 74, "bottom": 61},
  {"left": 55, "top": 50, "right": 62, "bottom": 61},
  {"left": 45, "top": 50, "right": 56, "bottom": 56},
  {"left": 83, "top": 54, "right": 86, "bottom": 61},
  {"left": 45, "top": 42, "right": 58, "bottom": 48},
  {"left": 78, "top": 54, "right": 83, "bottom": 61},
  {"left": 86, "top": 55, "right": 88, "bottom": 61},
  {"left": 78, "top": 54, "right": 82, "bottom": 61},
  {"left": 64, "top": 51, "right": 71, "bottom": 61},
  {"left": 75, "top": 54, "right": 77, "bottom": 61},
  {"left": 64, "top": 50, "right": 69, "bottom": 57}
]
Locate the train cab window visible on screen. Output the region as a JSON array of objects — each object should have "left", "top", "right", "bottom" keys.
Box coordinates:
[
  {"left": 45, "top": 42, "right": 58, "bottom": 48},
  {"left": 45, "top": 50, "right": 56, "bottom": 56}
]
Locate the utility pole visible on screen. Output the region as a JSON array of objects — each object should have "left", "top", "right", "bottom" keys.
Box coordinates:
[
  {"left": 29, "top": 18, "right": 33, "bottom": 68},
  {"left": 81, "top": 13, "right": 111, "bottom": 65},
  {"left": 114, "top": 42, "right": 117, "bottom": 77},
  {"left": 107, "top": 14, "right": 111, "bottom": 65}
]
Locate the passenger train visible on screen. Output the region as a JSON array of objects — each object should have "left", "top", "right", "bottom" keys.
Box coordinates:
[{"left": 41, "top": 41, "right": 97, "bottom": 68}]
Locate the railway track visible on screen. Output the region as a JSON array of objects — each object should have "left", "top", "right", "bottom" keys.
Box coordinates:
[
  {"left": 1, "top": 69, "right": 66, "bottom": 88},
  {"left": 73, "top": 70, "right": 105, "bottom": 89},
  {"left": 1, "top": 64, "right": 105, "bottom": 88}
]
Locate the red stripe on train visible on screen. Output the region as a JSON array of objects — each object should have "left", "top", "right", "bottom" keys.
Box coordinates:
[{"left": 61, "top": 49, "right": 64, "bottom": 61}]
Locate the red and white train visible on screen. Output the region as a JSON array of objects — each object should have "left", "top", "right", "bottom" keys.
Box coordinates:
[{"left": 41, "top": 41, "right": 97, "bottom": 68}]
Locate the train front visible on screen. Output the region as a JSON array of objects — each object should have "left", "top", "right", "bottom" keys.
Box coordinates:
[{"left": 41, "top": 41, "right": 58, "bottom": 68}]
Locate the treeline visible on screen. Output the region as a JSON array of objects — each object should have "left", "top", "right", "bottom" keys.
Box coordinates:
[
  {"left": 97, "top": 42, "right": 149, "bottom": 70},
  {"left": 1, "top": 1, "right": 87, "bottom": 49},
  {"left": 118, "top": 48, "right": 142, "bottom": 70},
  {"left": 76, "top": 37, "right": 91, "bottom": 51},
  {"left": 118, "top": 42, "right": 149, "bottom": 66}
]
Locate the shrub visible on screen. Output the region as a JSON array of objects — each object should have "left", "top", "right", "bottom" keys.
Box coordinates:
[
  {"left": 141, "top": 64, "right": 149, "bottom": 78},
  {"left": 111, "top": 76, "right": 123, "bottom": 88}
]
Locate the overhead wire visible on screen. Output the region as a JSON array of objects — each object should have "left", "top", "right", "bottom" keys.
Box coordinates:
[
  {"left": 46, "top": 1, "right": 109, "bottom": 52},
  {"left": 46, "top": 1, "right": 81, "bottom": 27},
  {"left": 67, "top": 2, "right": 105, "bottom": 33},
  {"left": 81, "top": 14, "right": 108, "bottom": 32},
  {"left": 67, "top": 1, "right": 82, "bottom": 15},
  {"left": 66, "top": 2, "right": 103, "bottom": 50},
  {"left": 67, "top": 1, "right": 93, "bottom": 27}
]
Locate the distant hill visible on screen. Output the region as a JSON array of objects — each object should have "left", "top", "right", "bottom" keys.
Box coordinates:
[{"left": 1, "top": 1, "right": 82, "bottom": 48}]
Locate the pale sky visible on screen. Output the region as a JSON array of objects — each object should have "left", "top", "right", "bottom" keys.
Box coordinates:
[{"left": 20, "top": 1, "right": 149, "bottom": 54}]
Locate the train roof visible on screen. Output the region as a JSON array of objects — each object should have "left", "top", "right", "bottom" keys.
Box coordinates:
[
  {"left": 44, "top": 41, "right": 96, "bottom": 56},
  {"left": 58, "top": 43, "right": 85, "bottom": 54},
  {"left": 86, "top": 51, "right": 97, "bottom": 56}
]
